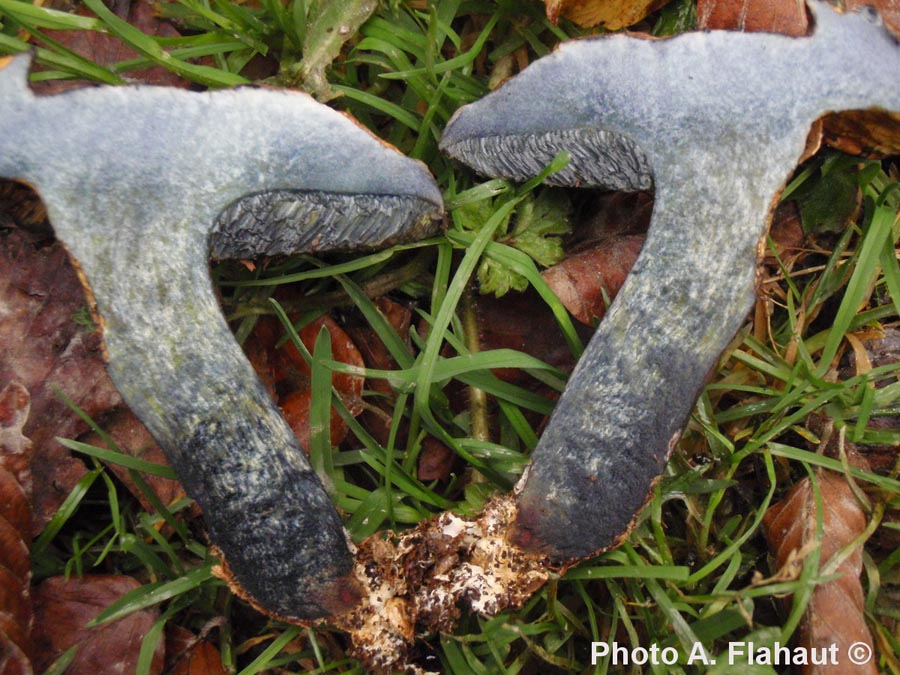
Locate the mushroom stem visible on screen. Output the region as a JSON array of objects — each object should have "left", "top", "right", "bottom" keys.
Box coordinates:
[
  {"left": 515, "top": 152, "right": 789, "bottom": 557},
  {"left": 85, "top": 221, "right": 356, "bottom": 618}
]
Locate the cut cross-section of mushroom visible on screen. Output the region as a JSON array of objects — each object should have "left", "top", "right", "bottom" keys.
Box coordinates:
[
  {"left": 441, "top": 2, "right": 900, "bottom": 560},
  {"left": 0, "top": 54, "right": 442, "bottom": 620}
]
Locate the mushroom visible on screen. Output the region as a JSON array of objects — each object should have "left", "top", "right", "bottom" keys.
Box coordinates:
[
  {"left": 0, "top": 54, "right": 442, "bottom": 620},
  {"left": 440, "top": 3, "right": 900, "bottom": 560}
]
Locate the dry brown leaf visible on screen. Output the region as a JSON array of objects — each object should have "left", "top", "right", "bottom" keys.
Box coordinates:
[
  {"left": 165, "top": 625, "right": 227, "bottom": 675},
  {"left": 80, "top": 408, "right": 188, "bottom": 514},
  {"left": 762, "top": 468, "right": 877, "bottom": 675},
  {"left": 0, "top": 634, "right": 32, "bottom": 675},
  {"left": 32, "top": 575, "right": 164, "bottom": 675},
  {"left": 416, "top": 436, "right": 458, "bottom": 482},
  {"left": 0, "top": 382, "right": 34, "bottom": 673},
  {"left": 474, "top": 289, "right": 582, "bottom": 385},
  {"left": 0, "top": 219, "right": 125, "bottom": 528},
  {"left": 35, "top": 1, "right": 186, "bottom": 93},
  {"left": 276, "top": 314, "right": 365, "bottom": 450},
  {"left": 0, "top": 381, "right": 32, "bottom": 497},
  {"left": 245, "top": 313, "right": 367, "bottom": 451},
  {"left": 542, "top": 234, "right": 644, "bottom": 326},
  {"left": 285, "top": 315, "right": 366, "bottom": 415},
  {"left": 545, "top": 0, "right": 669, "bottom": 29},
  {"left": 820, "top": 109, "right": 900, "bottom": 158},
  {"left": 696, "top": 0, "right": 809, "bottom": 35},
  {"left": 343, "top": 297, "right": 412, "bottom": 403}
]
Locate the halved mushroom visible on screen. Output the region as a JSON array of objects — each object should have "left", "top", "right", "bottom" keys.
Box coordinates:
[
  {"left": 441, "top": 2, "right": 900, "bottom": 560},
  {"left": 0, "top": 53, "right": 442, "bottom": 620}
]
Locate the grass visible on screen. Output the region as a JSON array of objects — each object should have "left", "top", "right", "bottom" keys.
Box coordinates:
[{"left": 3, "top": 0, "right": 900, "bottom": 673}]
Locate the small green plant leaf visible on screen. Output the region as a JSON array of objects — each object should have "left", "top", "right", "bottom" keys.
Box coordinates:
[
  {"left": 458, "top": 190, "right": 571, "bottom": 297},
  {"left": 791, "top": 153, "right": 862, "bottom": 234},
  {"left": 289, "top": 0, "right": 378, "bottom": 99}
]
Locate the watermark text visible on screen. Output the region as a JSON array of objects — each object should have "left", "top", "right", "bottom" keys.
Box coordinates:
[{"left": 590, "top": 641, "right": 873, "bottom": 667}]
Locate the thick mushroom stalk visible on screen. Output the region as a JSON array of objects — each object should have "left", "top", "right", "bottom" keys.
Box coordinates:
[
  {"left": 0, "top": 54, "right": 441, "bottom": 619},
  {"left": 441, "top": 3, "right": 900, "bottom": 559}
]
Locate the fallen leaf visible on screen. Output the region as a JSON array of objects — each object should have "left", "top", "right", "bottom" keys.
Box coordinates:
[
  {"left": 416, "top": 437, "right": 459, "bottom": 482},
  {"left": 545, "top": 0, "right": 670, "bottom": 29},
  {"left": 820, "top": 109, "right": 900, "bottom": 158},
  {"left": 696, "top": 0, "right": 808, "bottom": 35},
  {"left": 0, "top": 180, "right": 49, "bottom": 236},
  {"left": 0, "top": 382, "right": 34, "bottom": 671},
  {"left": 0, "top": 381, "right": 32, "bottom": 495},
  {"left": 35, "top": 0, "right": 186, "bottom": 93},
  {"left": 762, "top": 468, "right": 877, "bottom": 675},
  {"left": 0, "top": 470, "right": 31, "bottom": 555},
  {"left": 474, "top": 288, "right": 586, "bottom": 387},
  {"left": 344, "top": 297, "right": 413, "bottom": 401},
  {"left": 249, "top": 314, "right": 365, "bottom": 450},
  {"left": 0, "top": 631, "right": 32, "bottom": 675},
  {"left": 542, "top": 234, "right": 644, "bottom": 325},
  {"left": 165, "top": 624, "right": 227, "bottom": 675},
  {"left": 32, "top": 575, "right": 164, "bottom": 675},
  {"left": 0, "top": 216, "right": 122, "bottom": 528},
  {"left": 80, "top": 408, "right": 187, "bottom": 514},
  {"left": 286, "top": 315, "right": 365, "bottom": 415},
  {"left": 281, "top": 389, "right": 347, "bottom": 452}
]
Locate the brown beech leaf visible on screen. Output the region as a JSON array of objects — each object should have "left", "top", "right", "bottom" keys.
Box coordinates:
[
  {"left": 0, "top": 220, "right": 130, "bottom": 527},
  {"left": 763, "top": 201, "right": 806, "bottom": 266},
  {"left": 544, "top": 0, "right": 669, "bottom": 29},
  {"left": 696, "top": 0, "right": 809, "bottom": 35},
  {"left": 416, "top": 436, "right": 459, "bottom": 482},
  {"left": 341, "top": 300, "right": 460, "bottom": 481},
  {"left": 762, "top": 468, "right": 877, "bottom": 675},
  {"left": 0, "top": 632, "right": 32, "bottom": 675},
  {"left": 80, "top": 408, "right": 187, "bottom": 514},
  {"left": 474, "top": 288, "right": 583, "bottom": 385},
  {"left": 820, "top": 109, "right": 900, "bottom": 158},
  {"left": 542, "top": 234, "right": 644, "bottom": 326},
  {"left": 0, "top": 381, "right": 32, "bottom": 496},
  {"left": 344, "top": 297, "right": 413, "bottom": 390},
  {"left": 246, "top": 314, "right": 365, "bottom": 450},
  {"left": 287, "top": 315, "right": 366, "bottom": 415},
  {"left": 33, "top": 575, "right": 164, "bottom": 675},
  {"left": 165, "top": 624, "right": 227, "bottom": 675},
  {"left": 0, "top": 382, "right": 34, "bottom": 672},
  {"left": 34, "top": 1, "right": 186, "bottom": 93}
]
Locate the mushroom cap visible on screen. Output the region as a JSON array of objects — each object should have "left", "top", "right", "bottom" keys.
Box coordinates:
[
  {"left": 440, "top": 1, "right": 900, "bottom": 192},
  {"left": 1, "top": 53, "right": 442, "bottom": 260}
]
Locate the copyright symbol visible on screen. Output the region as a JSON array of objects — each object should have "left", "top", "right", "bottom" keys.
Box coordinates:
[{"left": 848, "top": 641, "right": 872, "bottom": 665}]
